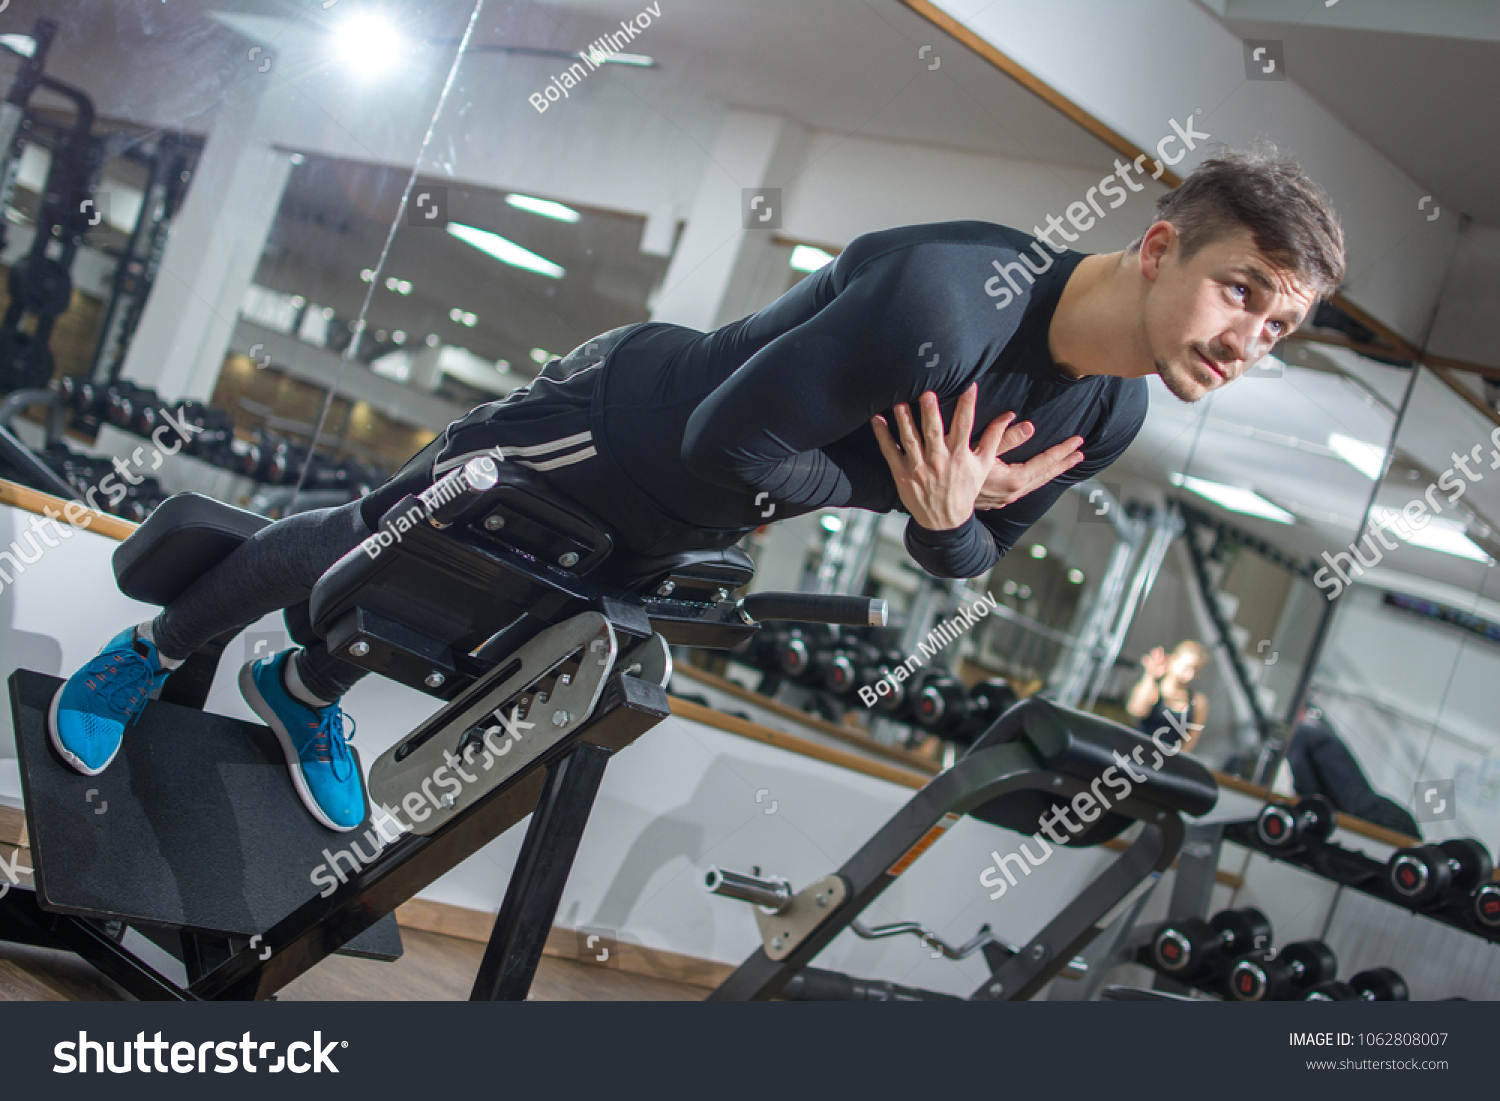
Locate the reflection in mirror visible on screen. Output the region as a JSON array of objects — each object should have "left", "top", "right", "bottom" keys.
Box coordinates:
[
  {"left": 1087, "top": 334, "right": 1409, "bottom": 779},
  {"left": 0, "top": 0, "right": 479, "bottom": 521},
  {"left": 1306, "top": 364, "right": 1500, "bottom": 845}
]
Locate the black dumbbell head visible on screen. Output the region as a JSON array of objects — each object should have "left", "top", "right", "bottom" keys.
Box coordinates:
[
  {"left": 1257, "top": 803, "right": 1298, "bottom": 848},
  {"left": 1349, "top": 967, "right": 1407, "bottom": 1002},
  {"left": 1474, "top": 883, "right": 1500, "bottom": 929},
  {"left": 1304, "top": 981, "right": 1357, "bottom": 1001},
  {"left": 1296, "top": 795, "right": 1338, "bottom": 842},
  {"left": 1438, "top": 838, "right": 1494, "bottom": 893},
  {"left": 1388, "top": 844, "right": 1450, "bottom": 906},
  {"left": 1151, "top": 918, "right": 1214, "bottom": 975},
  {"left": 1230, "top": 941, "right": 1336, "bottom": 1001},
  {"left": 1211, "top": 907, "right": 1272, "bottom": 957}
]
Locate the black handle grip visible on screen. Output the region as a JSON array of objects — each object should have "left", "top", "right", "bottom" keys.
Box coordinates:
[{"left": 739, "top": 592, "right": 887, "bottom": 627}]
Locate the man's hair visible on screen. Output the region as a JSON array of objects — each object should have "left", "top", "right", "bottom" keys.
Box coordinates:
[
  {"left": 1127, "top": 142, "right": 1345, "bottom": 303},
  {"left": 1172, "top": 639, "right": 1210, "bottom": 665}
]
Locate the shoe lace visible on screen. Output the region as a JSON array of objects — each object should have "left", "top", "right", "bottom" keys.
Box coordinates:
[
  {"left": 84, "top": 649, "right": 160, "bottom": 727},
  {"left": 308, "top": 708, "right": 357, "bottom": 782}
]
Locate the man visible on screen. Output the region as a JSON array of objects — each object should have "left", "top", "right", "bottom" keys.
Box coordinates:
[{"left": 49, "top": 145, "right": 1344, "bottom": 832}]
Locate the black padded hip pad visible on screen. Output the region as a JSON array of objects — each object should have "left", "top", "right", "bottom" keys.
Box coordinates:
[{"left": 9, "top": 671, "right": 400, "bottom": 961}]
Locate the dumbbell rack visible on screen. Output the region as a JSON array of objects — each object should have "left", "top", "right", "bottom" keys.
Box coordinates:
[
  {"left": 1062, "top": 815, "right": 1499, "bottom": 999},
  {"left": 1144, "top": 817, "right": 1500, "bottom": 997}
]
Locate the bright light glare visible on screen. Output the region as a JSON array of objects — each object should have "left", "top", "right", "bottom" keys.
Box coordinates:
[
  {"left": 447, "top": 223, "right": 565, "bottom": 279},
  {"left": 790, "top": 245, "right": 835, "bottom": 273},
  {"left": 506, "top": 194, "right": 581, "bottom": 223},
  {"left": 337, "top": 14, "right": 404, "bottom": 76},
  {"left": 1370, "top": 507, "right": 1491, "bottom": 562},
  {"left": 1328, "top": 434, "right": 1386, "bottom": 480},
  {"left": 1170, "top": 473, "right": 1295, "bottom": 524},
  {"left": 820, "top": 514, "right": 844, "bottom": 533}
]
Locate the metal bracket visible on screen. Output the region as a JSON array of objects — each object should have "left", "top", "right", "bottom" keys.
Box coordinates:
[
  {"left": 755, "top": 876, "right": 847, "bottom": 961},
  {"left": 368, "top": 612, "right": 617, "bottom": 835}
]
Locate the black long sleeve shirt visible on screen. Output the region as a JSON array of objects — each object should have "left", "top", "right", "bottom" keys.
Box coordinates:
[{"left": 598, "top": 220, "right": 1148, "bottom": 578}]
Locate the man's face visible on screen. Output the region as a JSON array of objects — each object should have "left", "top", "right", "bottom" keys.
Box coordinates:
[{"left": 1140, "top": 224, "right": 1316, "bottom": 403}]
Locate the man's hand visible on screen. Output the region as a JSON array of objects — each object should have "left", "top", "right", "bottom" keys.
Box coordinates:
[{"left": 872, "top": 386, "right": 1085, "bottom": 530}]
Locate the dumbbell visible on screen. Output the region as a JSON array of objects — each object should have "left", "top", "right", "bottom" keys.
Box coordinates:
[
  {"left": 864, "top": 652, "right": 917, "bottom": 718},
  {"left": 810, "top": 640, "right": 862, "bottom": 697},
  {"left": 1149, "top": 907, "right": 1272, "bottom": 984},
  {"left": 774, "top": 625, "right": 834, "bottom": 685},
  {"left": 1256, "top": 794, "right": 1337, "bottom": 852},
  {"left": 1304, "top": 967, "right": 1408, "bottom": 1002},
  {"left": 1472, "top": 882, "right": 1500, "bottom": 931},
  {"left": 953, "top": 678, "right": 1018, "bottom": 746},
  {"left": 1386, "top": 838, "right": 1493, "bottom": 910},
  {"left": 1227, "top": 940, "right": 1338, "bottom": 1001},
  {"left": 910, "top": 668, "right": 970, "bottom": 737}
]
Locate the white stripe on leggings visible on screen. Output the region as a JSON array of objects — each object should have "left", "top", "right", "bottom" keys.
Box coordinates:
[
  {"left": 433, "top": 430, "right": 594, "bottom": 475},
  {"left": 513, "top": 445, "right": 597, "bottom": 472}
]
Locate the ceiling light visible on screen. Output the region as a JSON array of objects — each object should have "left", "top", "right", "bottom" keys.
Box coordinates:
[
  {"left": 426, "top": 334, "right": 441, "bottom": 347},
  {"left": 1029, "top": 544, "right": 1047, "bottom": 559},
  {"left": 360, "top": 269, "right": 375, "bottom": 283},
  {"left": 336, "top": 13, "right": 405, "bottom": 76},
  {"left": 448, "top": 308, "right": 477, "bottom": 327},
  {"left": 1369, "top": 507, "right": 1491, "bottom": 562},
  {"left": 393, "top": 331, "right": 406, "bottom": 344},
  {"left": 447, "top": 223, "right": 564, "bottom": 279},
  {"left": 290, "top": 295, "right": 306, "bottom": 309},
  {"left": 1170, "top": 473, "right": 1295, "bottom": 524},
  {"left": 820, "top": 514, "right": 843, "bottom": 533},
  {"left": 530, "top": 348, "right": 552, "bottom": 364},
  {"left": 289, "top": 153, "right": 306, "bottom": 166},
  {"left": 0, "top": 34, "right": 37, "bottom": 58},
  {"left": 790, "top": 245, "right": 835, "bottom": 273},
  {"left": 505, "top": 194, "right": 581, "bottom": 223},
  {"left": 1067, "top": 569, "right": 1085, "bottom": 584},
  {"left": 1328, "top": 434, "right": 1386, "bottom": 480}
]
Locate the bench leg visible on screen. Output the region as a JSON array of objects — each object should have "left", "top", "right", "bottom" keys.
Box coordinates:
[{"left": 468, "top": 742, "right": 611, "bottom": 1001}]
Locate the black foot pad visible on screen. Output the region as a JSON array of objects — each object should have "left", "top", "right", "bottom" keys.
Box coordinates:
[{"left": 9, "top": 671, "right": 401, "bottom": 962}]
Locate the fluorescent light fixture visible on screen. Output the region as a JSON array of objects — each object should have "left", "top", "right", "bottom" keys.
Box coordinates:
[
  {"left": 586, "top": 50, "right": 653, "bottom": 67},
  {"left": 1370, "top": 507, "right": 1491, "bottom": 562},
  {"left": 1170, "top": 472, "right": 1295, "bottom": 524},
  {"left": 1328, "top": 433, "right": 1386, "bottom": 480},
  {"left": 0, "top": 35, "right": 36, "bottom": 58},
  {"left": 790, "top": 245, "right": 835, "bottom": 273},
  {"left": 505, "top": 194, "right": 581, "bottom": 223},
  {"left": 446, "top": 223, "right": 564, "bottom": 279},
  {"left": 337, "top": 13, "right": 405, "bottom": 76},
  {"left": 820, "top": 514, "right": 843, "bottom": 533}
]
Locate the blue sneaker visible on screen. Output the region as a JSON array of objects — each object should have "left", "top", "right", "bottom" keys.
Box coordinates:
[
  {"left": 239, "top": 650, "right": 366, "bottom": 832},
  {"left": 48, "top": 627, "right": 171, "bottom": 776}
]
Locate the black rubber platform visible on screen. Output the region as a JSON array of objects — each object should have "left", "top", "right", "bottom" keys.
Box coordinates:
[{"left": 9, "top": 670, "right": 401, "bottom": 961}]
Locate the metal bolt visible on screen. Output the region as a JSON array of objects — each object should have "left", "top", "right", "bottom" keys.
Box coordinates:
[
  {"left": 1027, "top": 943, "right": 1046, "bottom": 962},
  {"left": 771, "top": 936, "right": 784, "bottom": 950},
  {"left": 552, "top": 709, "right": 570, "bottom": 727},
  {"left": 425, "top": 672, "right": 446, "bottom": 689},
  {"left": 439, "top": 793, "right": 456, "bottom": 808},
  {"left": 656, "top": 580, "right": 676, "bottom": 597},
  {"left": 349, "top": 641, "right": 370, "bottom": 657},
  {"left": 1052, "top": 776, "right": 1063, "bottom": 787},
  {"left": 714, "top": 588, "right": 728, "bottom": 602},
  {"left": 815, "top": 893, "right": 827, "bottom": 907},
  {"left": 558, "top": 551, "right": 580, "bottom": 568},
  {"left": 988, "top": 982, "right": 1004, "bottom": 996},
  {"left": 483, "top": 514, "right": 505, "bottom": 531}
]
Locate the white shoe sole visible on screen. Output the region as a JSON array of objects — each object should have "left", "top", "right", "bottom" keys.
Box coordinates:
[
  {"left": 47, "top": 682, "right": 115, "bottom": 777},
  {"left": 239, "top": 661, "right": 363, "bottom": 834}
]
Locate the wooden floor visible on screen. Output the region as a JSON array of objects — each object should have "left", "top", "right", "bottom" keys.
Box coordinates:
[{"left": 0, "top": 928, "right": 707, "bottom": 1001}]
